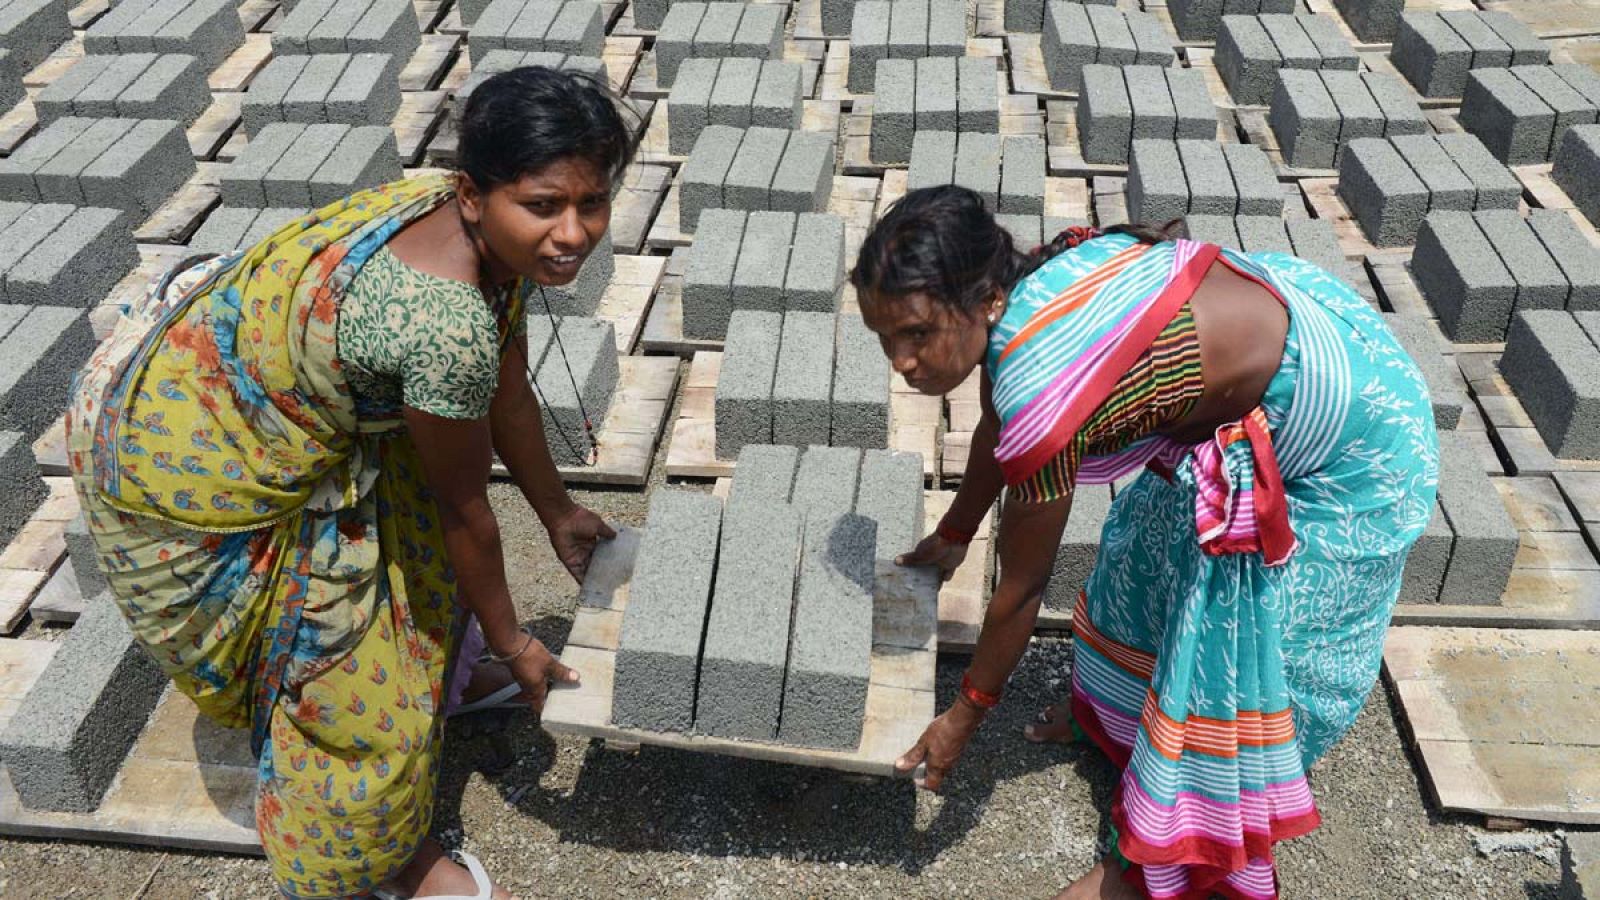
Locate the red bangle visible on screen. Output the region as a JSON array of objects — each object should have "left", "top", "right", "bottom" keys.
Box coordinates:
[
  {"left": 936, "top": 520, "right": 976, "bottom": 545},
  {"left": 959, "top": 672, "right": 1001, "bottom": 710}
]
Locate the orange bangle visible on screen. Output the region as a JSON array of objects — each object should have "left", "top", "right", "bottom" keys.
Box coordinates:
[
  {"left": 959, "top": 672, "right": 1001, "bottom": 709},
  {"left": 936, "top": 520, "right": 976, "bottom": 545}
]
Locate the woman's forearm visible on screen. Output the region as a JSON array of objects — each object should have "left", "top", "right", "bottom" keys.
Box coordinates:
[
  {"left": 963, "top": 494, "right": 1072, "bottom": 697},
  {"left": 439, "top": 494, "right": 524, "bottom": 653},
  {"left": 490, "top": 378, "right": 576, "bottom": 527}
]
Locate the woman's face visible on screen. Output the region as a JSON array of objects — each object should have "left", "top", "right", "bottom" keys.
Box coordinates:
[
  {"left": 861, "top": 291, "right": 995, "bottom": 396},
  {"left": 462, "top": 157, "right": 612, "bottom": 286}
]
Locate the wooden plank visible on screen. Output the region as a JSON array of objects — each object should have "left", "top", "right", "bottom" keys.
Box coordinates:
[
  {"left": 1301, "top": 177, "right": 1380, "bottom": 262},
  {"left": 0, "top": 638, "right": 58, "bottom": 735},
  {"left": 610, "top": 163, "right": 671, "bottom": 256},
  {"left": 133, "top": 164, "right": 224, "bottom": 246},
  {"left": 0, "top": 96, "right": 37, "bottom": 157},
  {"left": 1392, "top": 565, "right": 1600, "bottom": 630},
  {"left": 1007, "top": 34, "right": 1070, "bottom": 100},
  {"left": 1480, "top": 1, "right": 1600, "bottom": 39},
  {"left": 394, "top": 91, "right": 447, "bottom": 167},
  {"left": 207, "top": 33, "right": 272, "bottom": 93},
  {"left": 399, "top": 33, "right": 462, "bottom": 93},
  {"left": 188, "top": 93, "right": 242, "bottom": 161},
  {"left": 1093, "top": 174, "right": 1128, "bottom": 228}
]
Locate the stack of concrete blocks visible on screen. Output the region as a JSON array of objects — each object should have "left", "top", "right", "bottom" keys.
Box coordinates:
[
  {"left": 1126, "top": 139, "right": 1283, "bottom": 223},
  {"left": 0, "top": 303, "right": 93, "bottom": 440},
  {"left": 1553, "top": 124, "right": 1600, "bottom": 229},
  {"left": 847, "top": 0, "right": 965, "bottom": 95},
  {"left": 0, "top": 0, "right": 71, "bottom": 74},
  {"left": 0, "top": 201, "right": 138, "bottom": 306},
  {"left": 0, "top": 595, "right": 168, "bottom": 813},
  {"left": 994, "top": 213, "right": 1089, "bottom": 250},
  {"left": 0, "top": 49, "right": 21, "bottom": 117},
  {"left": 0, "top": 116, "right": 196, "bottom": 218},
  {"left": 1391, "top": 11, "right": 1548, "bottom": 98},
  {"left": 1413, "top": 209, "right": 1600, "bottom": 342},
  {"left": 240, "top": 53, "right": 402, "bottom": 135},
  {"left": 667, "top": 58, "right": 804, "bottom": 155},
  {"left": 656, "top": 2, "right": 786, "bottom": 88},
  {"left": 188, "top": 207, "right": 309, "bottom": 254},
  {"left": 1042, "top": 3, "right": 1173, "bottom": 93},
  {"left": 83, "top": 0, "right": 244, "bottom": 69},
  {"left": 1382, "top": 312, "right": 1467, "bottom": 430},
  {"left": 632, "top": 0, "right": 741, "bottom": 31},
  {"left": 1430, "top": 431, "right": 1518, "bottom": 603},
  {"left": 34, "top": 53, "right": 211, "bottom": 126},
  {"left": 524, "top": 314, "right": 619, "bottom": 464},
  {"left": 1180, "top": 214, "right": 1357, "bottom": 290},
  {"left": 1077, "top": 64, "right": 1217, "bottom": 165},
  {"left": 1215, "top": 14, "right": 1359, "bottom": 107},
  {"left": 1269, "top": 70, "right": 1427, "bottom": 170},
  {"left": 1337, "top": 133, "right": 1521, "bottom": 247},
  {"left": 457, "top": 49, "right": 605, "bottom": 105},
  {"left": 714, "top": 310, "right": 889, "bottom": 456},
  {"left": 678, "top": 125, "right": 836, "bottom": 231},
  {"left": 218, "top": 122, "right": 404, "bottom": 209},
  {"left": 1043, "top": 484, "right": 1111, "bottom": 610},
  {"left": 1168, "top": 0, "right": 1292, "bottom": 42},
  {"left": 906, "top": 132, "right": 1048, "bottom": 216},
  {"left": 1460, "top": 64, "right": 1600, "bottom": 165},
  {"left": 870, "top": 56, "right": 1000, "bottom": 165},
  {"left": 273, "top": 0, "right": 422, "bottom": 65},
  {"left": 1006, "top": 0, "right": 1108, "bottom": 34},
  {"left": 1502, "top": 309, "right": 1600, "bottom": 460},
  {"left": 1332, "top": 0, "right": 1405, "bottom": 43},
  {"left": 682, "top": 208, "right": 844, "bottom": 339}
]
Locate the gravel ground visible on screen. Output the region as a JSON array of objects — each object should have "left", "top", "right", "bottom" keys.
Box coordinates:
[{"left": 0, "top": 398, "right": 1575, "bottom": 898}]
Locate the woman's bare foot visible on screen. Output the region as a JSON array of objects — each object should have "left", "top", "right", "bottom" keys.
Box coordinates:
[
  {"left": 382, "top": 838, "right": 513, "bottom": 899},
  {"left": 460, "top": 660, "right": 519, "bottom": 705},
  {"left": 1023, "top": 699, "right": 1078, "bottom": 744},
  {"left": 1053, "top": 857, "right": 1142, "bottom": 900}
]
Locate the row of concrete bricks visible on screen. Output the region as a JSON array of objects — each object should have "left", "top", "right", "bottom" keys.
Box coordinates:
[
  {"left": 684, "top": 208, "right": 844, "bottom": 339},
  {"left": 0, "top": 201, "right": 137, "bottom": 308},
  {"left": 847, "top": 0, "right": 966, "bottom": 95},
  {"left": 189, "top": 206, "right": 307, "bottom": 255},
  {"left": 1414, "top": 209, "right": 1600, "bottom": 343},
  {"left": 871, "top": 56, "right": 999, "bottom": 164},
  {"left": 668, "top": 58, "right": 804, "bottom": 155},
  {"left": 219, "top": 121, "right": 403, "bottom": 209},
  {"left": 1179, "top": 213, "right": 1363, "bottom": 313},
  {"left": 1502, "top": 309, "right": 1600, "bottom": 461},
  {"left": 679, "top": 125, "right": 835, "bottom": 231},
  {"left": 35, "top": 53, "right": 211, "bottom": 127},
  {"left": 1043, "top": 3, "right": 1173, "bottom": 93},
  {"left": 907, "top": 132, "right": 1046, "bottom": 215},
  {"left": 1403, "top": 431, "right": 1519, "bottom": 604},
  {"left": 1460, "top": 65, "right": 1600, "bottom": 165},
  {"left": 1004, "top": 0, "right": 1107, "bottom": 35},
  {"left": 275, "top": 0, "right": 421, "bottom": 65},
  {"left": 0, "top": 116, "right": 195, "bottom": 218},
  {"left": 1127, "top": 139, "right": 1283, "bottom": 223},
  {"left": 458, "top": 49, "right": 605, "bottom": 103},
  {"left": 241, "top": 53, "right": 401, "bottom": 135},
  {"left": 85, "top": 0, "right": 243, "bottom": 70},
  {"left": 1216, "top": 14, "right": 1358, "bottom": 107},
  {"left": 1269, "top": 70, "right": 1427, "bottom": 170},
  {"left": 525, "top": 314, "right": 619, "bottom": 465},
  {"left": 1392, "top": 11, "right": 1548, "bottom": 99},
  {"left": 1167, "top": 0, "right": 1291, "bottom": 42},
  {"left": 1554, "top": 124, "right": 1600, "bottom": 232},
  {"left": 716, "top": 310, "right": 890, "bottom": 456},
  {"left": 658, "top": 2, "right": 785, "bottom": 87},
  {"left": 1337, "top": 133, "right": 1521, "bottom": 247},
  {"left": 1078, "top": 64, "right": 1216, "bottom": 164},
  {"left": 630, "top": 0, "right": 739, "bottom": 31},
  {"left": 0, "top": 0, "right": 70, "bottom": 74},
  {"left": 469, "top": 0, "right": 604, "bottom": 61}
]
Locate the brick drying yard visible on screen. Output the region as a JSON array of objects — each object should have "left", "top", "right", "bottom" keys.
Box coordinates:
[{"left": 0, "top": 0, "right": 1599, "bottom": 897}]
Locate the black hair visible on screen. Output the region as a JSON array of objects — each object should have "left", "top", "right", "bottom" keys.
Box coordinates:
[
  {"left": 850, "top": 185, "right": 1180, "bottom": 315},
  {"left": 458, "top": 66, "right": 637, "bottom": 190}
]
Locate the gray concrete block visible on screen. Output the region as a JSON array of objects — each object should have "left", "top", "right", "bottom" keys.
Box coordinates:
[
  {"left": 1392, "top": 133, "right": 1475, "bottom": 213},
  {"left": 613, "top": 490, "right": 723, "bottom": 732},
  {"left": 1435, "top": 132, "right": 1523, "bottom": 211},
  {"left": 76, "top": 118, "right": 193, "bottom": 217},
  {"left": 871, "top": 57, "right": 915, "bottom": 165},
  {"left": 1554, "top": 124, "right": 1600, "bottom": 229},
  {"left": 1553, "top": 62, "right": 1600, "bottom": 110},
  {"left": 220, "top": 122, "right": 304, "bottom": 208},
  {"left": 0, "top": 203, "right": 70, "bottom": 292},
  {"left": 33, "top": 117, "right": 130, "bottom": 205},
  {"left": 716, "top": 309, "right": 781, "bottom": 455},
  {"left": 307, "top": 125, "right": 401, "bottom": 207},
  {"left": 1436, "top": 430, "right": 1518, "bottom": 602},
  {"left": 1167, "top": 67, "right": 1217, "bottom": 140},
  {"left": 325, "top": 53, "right": 400, "bottom": 126},
  {"left": 771, "top": 129, "right": 835, "bottom": 214},
  {"left": 543, "top": 230, "right": 613, "bottom": 317},
  {"left": 1393, "top": 12, "right": 1472, "bottom": 99},
  {"left": 1300, "top": 13, "right": 1358, "bottom": 69},
  {"left": 1000, "top": 135, "right": 1046, "bottom": 215},
  {"left": 1235, "top": 214, "right": 1291, "bottom": 253},
  {"left": 779, "top": 511, "right": 875, "bottom": 750},
  {"left": 708, "top": 56, "right": 760, "bottom": 130},
  {"left": 1333, "top": 0, "right": 1403, "bottom": 42},
  {"left": 655, "top": 2, "right": 705, "bottom": 87},
  {"left": 1478, "top": 11, "right": 1549, "bottom": 67},
  {"left": 1168, "top": 0, "right": 1221, "bottom": 42},
  {"left": 1127, "top": 11, "right": 1175, "bottom": 67},
  {"left": 1528, "top": 208, "right": 1600, "bottom": 311},
  {"left": 915, "top": 56, "right": 957, "bottom": 133},
  {"left": 1042, "top": 1, "right": 1095, "bottom": 92},
  {"left": 4, "top": 206, "right": 136, "bottom": 307},
  {"left": 240, "top": 55, "right": 307, "bottom": 135},
  {"left": 694, "top": 2, "right": 741, "bottom": 56},
  {"left": 791, "top": 444, "right": 862, "bottom": 522},
  {"left": 906, "top": 130, "right": 956, "bottom": 192},
  {"left": 927, "top": 0, "right": 966, "bottom": 56},
  {"left": 785, "top": 211, "right": 844, "bottom": 312},
  {"left": 0, "top": 304, "right": 92, "bottom": 439},
  {"left": 955, "top": 131, "right": 1002, "bottom": 209},
  {"left": 724, "top": 443, "right": 800, "bottom": 517},
  {"left": 751, "top": 60, "right": 803, "bottom": 131},
  {"left": 724, "top": 125, "right": 789, "bottom": 211},
  {"left": 0, "top": 0, "right": 69, "bottom": 73},
  {"left": 263, "top": 122, "right": 345, "bottom": 207},
  {"left": 1384, "top": 312, "right": 1465, "bottom": 430},
  {"left": 1223, "top": 143, "right": 1282, "bottom": 216},
  {"left": 1438, "top": 10, "right": 1511, "bottom": 70},
  {"left": 1270, "top": 69, "right": 1340, "bottom": 170},
  {"left": 285, "top": 53, "right": 348, "bottom": 121},
  {"left": 188, "top": 207, "right": 307, "bottom": 255},
  {"left": 1179, "top": 139, "right": 1235, "bottom": 216},
  {"left": 1261, "top": 13, "right": 1319, "bottom": 70},
  {"left": 543, "top": 1, "right": 603, "bottom": 56},
  {"left": 679, "top": 123, "right": 742, "bottom": 230},
  {"left": 732, "top": 210, "right": 795, "bottom": 312},
  {"left": 668, "top": 56, "right": 720, "bottom": 154},
  {"left": 887, "top": 0, "right": 927, "bottom": 60},
  {"left": 1339, "top": 137, "right": 1431, "bottom": 248},
  {"left": 832, "top": 312, "right": 890, "bottom": 449},
  {"left": 1086, "top": 4, "right": 1136, "bottom": 69},
  {"left": 730, "top": 4, "right": 783, "bottom": 61},
  {"left": 36, "top": 52, "right": 207, "bottom": 126},
  {"left": 87, "top": 0, "right": 243, "bottom": 69},
  {"left": 684, "top": 207, "right": 745, "bottom": 339},
  {"left": 1128, "top": 138, "right": 1187, "bottom": 224},
  {"left": 1461, "top": 67, "right": 1556, "bottom": 165},
  {"left": 1475, "top": 208, "right": 1570, "bottom": 312},
  {"left": 1399, "top": 499, "right": 1451, "bottom": 603},
  {"left": 1513, "top": 64, "right": 1597, "bottom": 159},
  {"left": 1079, "top": 64, "right": 1131, "bottom": 164},
  {"left": 1413, "top": 210, "right": 1517, "bottom": 342},
  {"left": 1183, "top": 213, "right": 1240, "bottom": 248},
  {"left": 1043, "top": 484, "right": 1110, "bottom": 610},
  {"left": 773, "top": 310, "right": 836, "bottom": 446},
  {"left": 1563, "top": 831, "right": 1600, "bottom": 900},
  {"left": 1323, "top": 70, "right": 1387, "bottom": 161},
  {"left": 1125, "top": 64, "right": 1176, "bottom": 143},
  {"left": 847, "top": 0, "right": 889, "bottom": 95},
  {"left": 1285, "top": 218, "right": 1347, "bottom": 278},
  {"left": 958, "top": 57, "right": 1000, "bottom": 133},
  {"left": 822, "top": 0, "right": 857, "bottom": 36},
  {"left": 855, "top": 448, "right": 923, "bottom": 561},
  {"left": 697, "top": 502, "right": 801, "bottom": 741},
  {"left": 64, "top": 514, "right": 107, "bottom": 600},
  {"left": 535, "top": 315, "right": 618, "bottom": 465},
  {"left": 0, "top": 595, "right": 167, "bottom": 813}
]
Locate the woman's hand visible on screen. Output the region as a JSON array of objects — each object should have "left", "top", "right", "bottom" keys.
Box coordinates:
[
  {"left": 504, "top": 635, "right": 579, "bottom": 714},
  {"left": 895, "top": 700, "right": 986, "bottom": 791},
  {"left": 547, "top": 503, "right": 616, "bottom": 582},
  {"left": 897, "top": 531, "right": 970, "bottom": 582}
]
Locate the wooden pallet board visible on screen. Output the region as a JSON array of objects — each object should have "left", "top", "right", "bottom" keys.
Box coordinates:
[
  {"left": 1384, "top": 626, "right": 1600, "bottom": 825},
  {"left": 0, "top": 477, "right": 77, "bottom": 634},
  {"left": 1007, "top": 34, "right": 1070, "bottom": 100},
  {"left": 540, "top": 525, "right": 938, "bottom": 776},
  {"left": 1480, "top": 0, "right": 1600, "bottom": 39}
]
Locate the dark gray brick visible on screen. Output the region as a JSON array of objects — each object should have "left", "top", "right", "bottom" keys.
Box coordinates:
[
  {"left": 785, "top": 212, "right": 844, "bottom": 312},
  {"left": 1168, "top": 0, "right": 1222, "bottom": 42},
  {"left": 1128, "top": 138, "right": 1186, "bottom": 223},
  {"left": 1439, "top": 10, "right": 1511, "bottom": 70},
  {"left": 1125, "top": 64, "right": 1176, "bottom": 142},
  {"left": 1168, "top": 67, "right": 1216, "bottom": 140},
  {"left": 78, "top": 118, "right": 194, "bottom": 217},
  {"left": 1000, "top": 135, "right": 1046, "bottom": 215},
  {"left": 773, "top": 310, "right": 835, "bottom": 446},
  {"left": 1042, "top": 1, "right": 1094, "bottom": 92},
  {"left": 731, "top": 209, "right": 795, "bottom": 312},
  {"left": 847, "top": 0, "right": 889, "bottom": 95},
  {"left": 1393, "top": 133, "right": 1474, "bottom": 213},
  {"left": 1528, "top": 208, "right": 1600, "bottom": 311},
  {"left": 1223, "top": 142, "right": 1282, "bottom": 216},
  {"left": 708, "top": 55, "right": 760, "bottom": 129},
  {"left": 655, "top": 1, "right": 705, "bottom": 86},
  {"left": 543, "top": 230, "right": 613, "bottom": 317},
  {"left": 0, "top": 0, "right": 69, "bottom": 72},
  {"left": 1270, "top": 69, "right": 1340, "bottom": 169},
  {"left": 1333, "top": 0, "right": 1403, "bottom": 42},
  {"left": 771, "top": 129, "right": 835, "bottom": 214},
  {"left": 1043, "top": 484, "right": 1109, "bottom": 610},
  {"left": 954, "top": 131, "right": 1002, "bottom": 208},
  {"left": 1413, "top": 210, "right": 1517, "bottom": 342},
  {"left": 1323, "top": 70, "right": 1386, "bottom": 161},
  {"left": 1339, "top": 137, "right": 1430, "bottom": 248},
  {"left": 958, "top": 56, "right": 999, "bottom": 133},
  {"left": 778, "top": 511, "right": 875, "bottom": 750},
  {"left": 1393, "top": 12, "right": 1471, "bottom": 99},
  {"left": 3, "top": 206, "right": 135, "bottom": 307},
  {"left": 1300, "top": 13, "right": 1358, "bottom": 69},
  {"left": 832, "top": 312, "right": 889, "bottom": 449},
  {"left": 716, "top": 308, "right": 780, "bottom": 454},
  {"left": 1400, "top": 499, "right": 1451, "bottom": 603},
  {"left": 1554, "top": 124, "right": 1600, "bottom": 229},
  {"left": 220, "top": 122, "right": 305, "bottom": 208},
  {"left": 1515, "top": 64, "right": 1598, "bottom": 159},
  {"left": 1078, "top": 64, "right": 1131, "bottom": 164},
  {"left": 1479, "top": 10, "right": 1549, "bottom": 66},
  {"left": 682, "top": 207, "right": 744, "bottom": 338},
  {"left": 0, "top": 304, "right": 92, "bottom": 439},
  {"left": 669, "top": 57, "right": 720, "bottom": 150},
  {"left": 1436, "top": 431, "right": 1517, "bottom": 603},
  {"left": 679, "top": 123, "right": 742, "bottom": 230},
  {"left": 1286, "top": 217, "right": 1350, "bottom": 278},
  {"left": 87, "top": 0, "right": 243, "bottom": 69},
  {"left": 1179, "top": 139, "right": 1235, "bottom": 216},
  {"left": 306, "top": 124, "right": 401, "bottom": 207},
  {"left": 1435, "top": 131, "right": 1523, "bottom": 210},
  {"left": 188, "top": 206, "right": 307, "bottom": 254},
  {"left": 263, "top": 122, "right": 345, "bottom": 207},
  {"left": 1461, "top": 67, "right": 1556, "bottom": 165},
  {"left": 1235, "top": 214, "right": 1291, "bottom": 253},
  {"left": 1475, "top": 209, "right": 1569, "bottom": 312},
  {"left": 1261, "top": 13, "right": 1319, "bottom": 70},
  {"left": 915, "top": 56, "right": 957, "bottom": 133},
  {"left": 1184, "top": 214, "right": 1240, "bottom": 248},
  {"left": 34, "top": 117, "right": 130, "bottom": 205},
  {"left": 870, "top": 57, "right": 915, "bottom": 165},
  {"left": 1384, "top": 312, "right": 1465, "bottom": 430}
]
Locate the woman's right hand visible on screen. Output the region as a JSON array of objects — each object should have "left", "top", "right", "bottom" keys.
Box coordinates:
[
  {"left": 897, "top": 532, "right": 970, "bottom": 583},
  {"left": 505, "top": 635, "right": 579, "bottom": 714}
]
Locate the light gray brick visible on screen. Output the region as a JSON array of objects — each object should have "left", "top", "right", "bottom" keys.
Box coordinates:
[
  {"left": 1000, "top": 135, "right": 1046, "bottom": 215},
  {"left": 906, "top": 130, "right": 956, "bottom": 192},
  {"left": 1339, "top": 137, "right": 1430, "bottom": 248},
  {"left": 847, "top": 0, "right": 889, "bottom": 95},
  {"left": 1528, "top": 208, "right": 1600, "bottom": 311},
  {"left": 306, "top": 124, "right": 401, "bottom": 207},
  {"left": 855, "top": 448, "right": 923, "bottom": 561},
  {"left": 1125, "top": 64, "right": 1176, "bottom": 142},
  {"left": 871, "top": 57, "right": 916, "bottom": 165},
  {"left": 915, "top": 55, "right": 957, "bottom": 132},
  {"left": 1270, "top": 69, "right": 1340, "bottom": 170},
  {"left": 832, "top": 312, "right": 889, "bottom": 449},
  {"left": 1461, "top": 67, "right": 1557, "bottom": 165},
  {"left": 1392, "top": 12, "right": 1472, "bottom": 99},
  {"left": 723, "top": 125, "right": 788, "bottom": 211},
  {"left": 715, "top": 308, "right": 781, "bottom": 455},
  {"left": 682, "top": 207, "right": 745, "bottom": 338},
  {"left": 773, "top": 310, "right": 836, "bottom": 446},
  {"left": 779, "top": 511, "right": 875, "bottom": 750},
  {"left": 535, "top": 316, "right": 618, "bottom": 465},
  {"left": 1435, "top": 131, "right": 1523, "bottom": 211},
  {"left": 791, "top": 444, "right": 861, "bottom": 522},
  {"left": 679, "top": 123, "right": 742, "bottom": 229},
  {"left": 958, "top": 57, "right": 999, "bottom": 133},
  {"left": 771, "top": 129, "right": 834, "bottom": 214},
  {"left": 4, "top": 206, "right": 136, "bottom": 307},
  {"left": 1127, "top": 138, "right": 1186, "bottom": 223},
  {"left": 731, "top": 209, "right": 795, "bottom": 312},
  {"left": 1475, "top": 209, "right": 1569, "bottom": 312},
  {"left": 708, "top": 56, "right": 760, "bottom": 129},
  {"left": 1223, "top": 142, "right": 1282, "bottom": 216},
  {"left": 1179, "top": 139, "right": 1235, "bottom": 216},
  {"left": 1436, "top": 430, "right": 1518, "bottom": 601},
  {"left": 751, "top": 60, "right": 803, "bottom": 130},
  {"left": 1400, "top": 500, "right": 1451, "bottom": 603},
  {"left": 1078, "top": 64, "right": 1131, "bottom": 164},
  {"left": 220, "top": 122, "right": 305, "bottom": 208},
  {"left": 785, "top": 212, "right": 844, "bottom": 312}
]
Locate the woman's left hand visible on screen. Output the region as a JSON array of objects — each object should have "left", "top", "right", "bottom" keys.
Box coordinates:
[
  {"left": 895, "top": 700, "right": 986, "bottom": 791},
  {"left": 547, "top": 503, "right": 616, "bottom": 582}
]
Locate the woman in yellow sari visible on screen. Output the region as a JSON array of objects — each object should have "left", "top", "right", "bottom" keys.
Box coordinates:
[{"left": 66, "top": 67, "right": 634, "bottom": 899}]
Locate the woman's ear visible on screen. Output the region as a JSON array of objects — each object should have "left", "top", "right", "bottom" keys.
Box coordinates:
[
  {"left": 985, "top": 288, "right": 1007, "bottom": 325},
  {"left": 456, "top": 172, "right": 484, "bottom": 225}
]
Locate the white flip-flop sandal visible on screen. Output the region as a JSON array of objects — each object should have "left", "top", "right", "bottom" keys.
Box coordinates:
[
  {"left": 447, "top": 682, "right": 525, "bottom": 718},
  {"left": 371, "top": 850, "right": 497, "bottom": 900}
]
